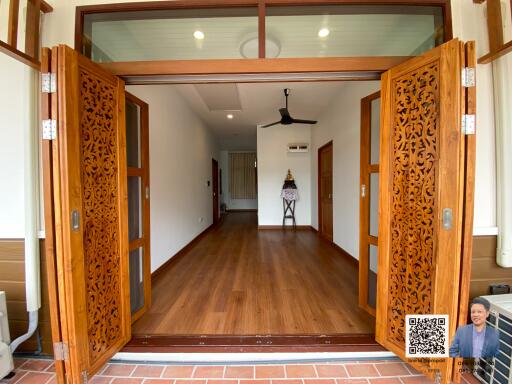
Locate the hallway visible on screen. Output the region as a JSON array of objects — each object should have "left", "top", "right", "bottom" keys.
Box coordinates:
[{"left": 133, "top": 212, "right": 374, "bottom": 335}]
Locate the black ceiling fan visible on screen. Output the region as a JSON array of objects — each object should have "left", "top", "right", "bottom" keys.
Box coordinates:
[{"left": 261, "top": 88, "right": 318, "bottom": 128}]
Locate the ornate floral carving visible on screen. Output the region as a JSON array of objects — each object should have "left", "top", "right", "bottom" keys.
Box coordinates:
[
  {"left": 387, "top": 62, "right": 439, "bottom": 346},
  {"left": 78, "top": 69, "right": 122, "bottom": 362}
]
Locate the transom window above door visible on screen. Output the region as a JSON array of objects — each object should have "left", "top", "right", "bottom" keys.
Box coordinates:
[{"left": 76, "top": 1, "right": 451, "bottom": 63}]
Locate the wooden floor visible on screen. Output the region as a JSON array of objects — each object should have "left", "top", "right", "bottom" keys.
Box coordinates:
[{"left": 133, "top": 212, "right": 375, "bottom": 335}]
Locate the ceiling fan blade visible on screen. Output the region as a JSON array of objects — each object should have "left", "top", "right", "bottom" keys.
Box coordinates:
[
  {"left": 279, "top": 108, "right": 290, "bottom": 117},
  {"left": 291, "top": 118, "right": 318, "bottom": 125},
  {"left": 261, "top": 121, "right": 281, "bottom": 128}
]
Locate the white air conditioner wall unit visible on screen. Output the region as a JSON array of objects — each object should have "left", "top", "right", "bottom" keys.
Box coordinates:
[
  {"left": 0, "top": 292, "right": 14, "bottom": 379},
  {"left": 287, "top": 143, "right": 309, "bottom": 153},
  {"left": 473, "top": 294, "right": 512, "bottom": 384}
]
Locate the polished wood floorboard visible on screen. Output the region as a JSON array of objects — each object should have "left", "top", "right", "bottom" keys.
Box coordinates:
[{"left": 133, "top": 212, "right": 375, "bottom": 335}]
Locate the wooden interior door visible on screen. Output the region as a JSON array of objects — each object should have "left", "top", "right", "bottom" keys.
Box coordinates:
[
  {"left": 318, "top": 141, "right": 333, "bottom": 241},
  {"left": 359, "top": 91, "right": 380, "bottom": 317},
  {"left": 212, "top": 158, "right": 219, "bottom": 223},
  {"left": 50, "top": 45, "right": 131, "bottom": 383},
  {"left": 125, "top": 92, "right": 151, "bottom": 323},
  {"left": 376, "top": 39, "right": 474, "bottom": 383}
]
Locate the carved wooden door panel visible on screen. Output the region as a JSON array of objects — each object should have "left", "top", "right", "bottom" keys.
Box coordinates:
[
  {"left": 376, "top": 39, "right": 473, "bottom": 384},
  {"left": 51, "top": 45, "right": 130, "bottom": 383}
]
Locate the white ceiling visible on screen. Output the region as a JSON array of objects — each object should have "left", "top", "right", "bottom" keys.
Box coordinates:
[{"left": 170, "top": 81, "right": 348, "bottom": 151}]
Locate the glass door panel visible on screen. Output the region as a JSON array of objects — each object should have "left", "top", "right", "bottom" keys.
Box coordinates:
[
  {"left": 359, "top": 91, "right": 380, "bottom": 316},
  {"left": 126, "top": 101, "right": 141, "bottom": 168},
  {"left": 126, "top": 92, "right": 150, "bottom": 322},
  {"left": 128, "top": 176, "right": 143, "bottom": 242},
  {"left": 368, "top": 245, "right": 378, "bottom": 309},
  {"left": 129, "top": 247, "right": 145, "bottom": 314},
  {"left": 370, "top": 98, "right": 381, "bottom": 164},
  {"left": 369, "top": 172, "right": 379, "bottom": 237}
]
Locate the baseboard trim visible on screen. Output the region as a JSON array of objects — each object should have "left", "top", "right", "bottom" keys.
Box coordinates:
[
  {"left": 330, "top": 241, "right": 359, "bottom": 268},
  {"left": 152, "top": 223, "right": 215, "bottom": 279},
  {"left": 258, "top": 225, "right": 316, "bottom": 231}
]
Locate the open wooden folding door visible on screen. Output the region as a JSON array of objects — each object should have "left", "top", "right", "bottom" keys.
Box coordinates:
[
  {"left": 46, "top": 45, "right": 131, "bottom": 383},
  {"left": 376, "top": 39, "right": 475, "bottom": 384}
]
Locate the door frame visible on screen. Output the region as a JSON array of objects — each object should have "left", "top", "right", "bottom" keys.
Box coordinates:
[
  {"left": 40, "top": 47, "right": 66, "bottom": 384},
  {"left": 358, "top": 90, "right": 380, "bottom": 317},
  {"left": 318, "top": 140, "right": 333, "bottom": 242},
  {"left": 41, "top": 40, "right": 474, "bottom": 382},
  {"left": 125, "top": 91, "right": 152, "bottom": 324},
  {"left": 212, "top": 158, "right": 219, "bottom": 224}
]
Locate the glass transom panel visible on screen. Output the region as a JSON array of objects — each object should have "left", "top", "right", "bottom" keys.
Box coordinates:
[
  {"left": 84, "top": 8, "right": 259, "bottom": 62},
  {"left": 82, "top": 5, "right": 444, "bottom": 62},
  {"left": 266, "top": 5, "right": 443, "bottom": 58}
]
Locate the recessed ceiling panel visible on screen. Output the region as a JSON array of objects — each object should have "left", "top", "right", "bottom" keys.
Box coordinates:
[{"left": 194, "top": 84, "right": 242, "bottom": 111}]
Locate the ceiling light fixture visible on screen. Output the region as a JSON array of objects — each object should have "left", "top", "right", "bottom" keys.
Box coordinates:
[
  {"left": 227, "top": 114, "right": 234, "bottom": 119},
  {"left": 193, "top": 30, "right": 205, "bottom": 40},
  {"left": 240, "top": 35, "right": 280, "bottom": 58},
  {"left": 318, "top": 28, "right": 330, "bottom": 38}
]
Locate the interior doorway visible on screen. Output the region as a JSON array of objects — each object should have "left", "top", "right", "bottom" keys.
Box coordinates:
[
  {"left": 128, "top": 81, "right": 375, "bottom": 340},
  {"left": 318, "top": 141, "right": 333, "bottom": 242},
  {"left": 42, "top": 39, "right": 476, "bottom": 384}
]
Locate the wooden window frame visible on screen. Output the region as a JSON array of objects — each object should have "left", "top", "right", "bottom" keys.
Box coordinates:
[
  {"left": 74, "top": 0, "right": 452, "bottom": 76},
  {"left": 474, "top": 0, "right": 512, "bottom": 64},
  {"left": 1, "top": 0, "right": 53, "bottom": 69}
]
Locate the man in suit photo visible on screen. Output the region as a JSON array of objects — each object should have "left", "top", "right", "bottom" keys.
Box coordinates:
[{"left": 449, "top": 297, "right": 500, "bottom": 358}]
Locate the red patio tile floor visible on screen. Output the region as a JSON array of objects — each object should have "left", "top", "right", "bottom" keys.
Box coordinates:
[{"left": 0, "top": 357, "right": 478, "bottom": 384}]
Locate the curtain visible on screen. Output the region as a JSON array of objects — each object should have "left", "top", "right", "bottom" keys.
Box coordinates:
[{"left": 229, "top": 152, "right": 257, "bottom": 199}]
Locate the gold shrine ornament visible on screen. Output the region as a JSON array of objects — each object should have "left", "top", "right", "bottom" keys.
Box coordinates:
[{"left": 285, "top": 169, "right": 295, "bottom": 181}]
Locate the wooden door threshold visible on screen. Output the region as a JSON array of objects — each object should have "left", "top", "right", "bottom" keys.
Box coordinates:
[{"left": 122, "top": 334, "right": 385, "bottom": 353}]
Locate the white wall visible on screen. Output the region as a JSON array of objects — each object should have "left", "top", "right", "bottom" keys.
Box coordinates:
[
  {"left": 127, "top": 85, "right": 219, "bottom": 272},
  {"left": 311, "top": 81, "right": 380, "bottom": 260},
  {"left": 0, "top": 54, "right": 37, "bottom": 238},
  {"left": 451, "top": 0, "right": 497, "bottom": 235},
  {"left": 219, "top": 151, "right": 258, "bottom": 211},
  {"left": 42, "top": 0, "right": 149, "bottom": 47},
  {"left": 257, "top": 125, "right": 311, "bottom": 226}
]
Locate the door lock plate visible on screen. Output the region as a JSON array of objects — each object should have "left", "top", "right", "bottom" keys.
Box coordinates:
[{"left": 442, "top": 208, "right": 452, "bottom": 230}]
